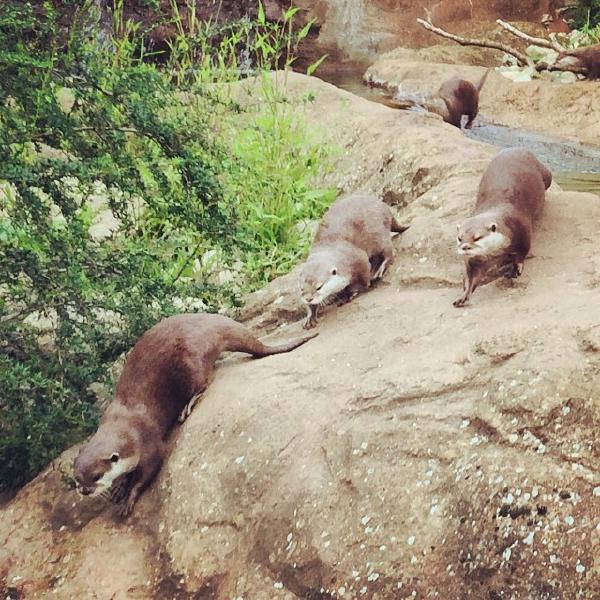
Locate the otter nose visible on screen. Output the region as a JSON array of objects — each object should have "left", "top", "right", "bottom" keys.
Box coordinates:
[
  {"left": 460, "top": 243, "right": 473, "bottom": 251},
  {"left": 79, "top": 486, "right": 94, "bottom": 496}
]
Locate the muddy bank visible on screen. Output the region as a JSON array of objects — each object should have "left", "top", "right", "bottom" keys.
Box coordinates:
[{"left": 1, "top": 73, "right": 599, "bottom": 599}]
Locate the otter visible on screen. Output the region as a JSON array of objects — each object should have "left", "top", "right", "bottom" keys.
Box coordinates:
[
  {"left": 73, "top": 314, "right": 317, "bottom": 516},
  {"left": 453, "top": 148, "right": 552, "bottom": 307},
  {"left": 299, "top": 194, "right": 409, "bottom": 328},
  {"left": 436, "top": 68, "right": 490, "bottom": 129},
  {"left": 554, "top": 43, "right": 600, "bottom": 79},
  {"left": 391, "top": 69, "right": 489, "bottom": 129}
]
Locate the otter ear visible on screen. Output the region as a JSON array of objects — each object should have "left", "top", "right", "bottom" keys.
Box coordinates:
[
  {"left": 488, "top": 222, "right": 497, "bottom": 232},
  {"left": 331, "top": 267, "right": 337, "bottom": 276},
  {"left": 110, "top": 452, "right": 120, "bottom": 463},
  {"left": 456, "top": 223, "right": 461, "bottom": 231}
]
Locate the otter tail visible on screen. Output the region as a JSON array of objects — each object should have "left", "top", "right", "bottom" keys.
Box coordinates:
[
  {"left": 390, "top": 215, "right": 410, "bottom": 234},
  {"left": 227, "top": 328, "right": 318, "bottom": 358},
  {"left": 254, "top": 332, "right": 318, "bottom": 357},
  {"left": 476, "top": 68, "right": 491, "bottom": 92}
]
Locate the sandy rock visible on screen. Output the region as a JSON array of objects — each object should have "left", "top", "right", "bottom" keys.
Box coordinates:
[{"left": 1, "top": 73, "right": 599, "bottom": 599}]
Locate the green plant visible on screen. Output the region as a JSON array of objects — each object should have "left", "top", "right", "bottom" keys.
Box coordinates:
[
  {"left": 572, "top": 1, "right": 600, "bottom": 32},
  {"left": 0, "top": 1, "right": 334, "bottom": 492},
  {"left": 0, "top": 0, "right": 230, "bottom": 490}
]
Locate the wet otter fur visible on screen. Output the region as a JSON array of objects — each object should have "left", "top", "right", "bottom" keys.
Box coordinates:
[
  {"left": 73, "top": 313, "right": 317, "bottom": 516},
  {"left": 299, "top": 194, "right": 409, "bottom": 328},
  {"left": 453, "top": 148, "right": 552, "bottom": 307}
]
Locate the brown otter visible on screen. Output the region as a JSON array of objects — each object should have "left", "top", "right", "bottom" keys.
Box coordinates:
[
  {"left": 436, "top": 68, "right": 490, "bottom": 129},
  {"left": 73, "top": 314, "right": 317, "bottom": 516},
  {"left": 299, "top": 194, "right": 409, "bottom": 328},
  {"left": 391, "top": 69, "right": 490, "bottom": 129},
  {"left": 554, "top": 43, "right": 600, "bottom": 79},
  {"left": 453, "top": 148, "right": 552, "bottom": 307}
]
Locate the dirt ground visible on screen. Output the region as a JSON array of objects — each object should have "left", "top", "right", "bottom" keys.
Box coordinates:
[{"left": 1, "top": 73, "right": 598, "bottom": 599}]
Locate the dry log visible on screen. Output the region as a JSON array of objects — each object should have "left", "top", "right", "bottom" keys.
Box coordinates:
[
  {"left": 416, "top": 17, "right": 598, "bottom": 79},
  {"left": 416, "top": 18, "right": 531, "bottom": 66}
]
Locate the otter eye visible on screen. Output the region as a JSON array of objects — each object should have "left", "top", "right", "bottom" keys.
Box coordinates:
[
  {"left": 489, "top": 223, "right": 497, "bottom": 232},
  {"left": 331, "top": 268, "right": 337, "bottom": 276},
  {"left": 473, "top": 236, "right": 482, "bottom": 242},
  {"left": 93, "top": 474, "right": 102, "bottom": 482},
  {"left": 110, "top": 453, "right": 119, "bottom": 463},
  {"left": 457, "top": 236, "right": 463, "bottom": 243}
]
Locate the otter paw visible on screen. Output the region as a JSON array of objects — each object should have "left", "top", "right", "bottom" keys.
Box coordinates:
[
  {"left": 303, "top": 317, "right": 317, "bottom": 329},
  {"left": 110, "top": 482, "right": 129, "bottom": 504},
  {"left": 453, "top": 297, "right": 468, "bottom": 308},
  {"left": 502, "top": 265, "right": 518, "bottom": 279},
  {"left": 116, "top": 497, "right": 135, "bottom": 518}
]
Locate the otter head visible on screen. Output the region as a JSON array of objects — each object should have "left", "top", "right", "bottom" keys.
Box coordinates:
[
  {"left": 456, "top": 217, "right": 509, "bottom": 258},
  {"left": 73, "top": 426, "right": 139, "bottom": 497},
  {"left": 299, "top": 253, "right": 350, "bottom": 306}
]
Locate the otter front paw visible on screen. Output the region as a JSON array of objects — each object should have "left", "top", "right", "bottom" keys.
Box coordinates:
[
  {"left": 501, "top": 263, "right": 521, "bottom": 279},
  {"left": 453, "top": 296, "right": 469, "bottom": 308},
  {"left": 303, "top": 315, "right": 318, "bottom": 329},
  {"left": 116, "top": 491, "right": 139, "bottom": 518},
  {"left": 303, "top": 305, "right": 319, "bottom": 329},
  {"left": 117, "top": 499, "right": 134, "bottom": 518},
  {"left": 110, "top": 480, "right": 129, "bottom": 504}
]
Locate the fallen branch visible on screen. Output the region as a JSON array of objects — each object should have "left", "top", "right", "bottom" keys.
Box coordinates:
[
  {"left": 417, "top": 16, "right": 595, "bottom": 78},
  {"left": 495, "top": 19, "right": 566, "bottom": 52},
  {"left": 416, "top": 18, "right": 531, "bottom": 66}
]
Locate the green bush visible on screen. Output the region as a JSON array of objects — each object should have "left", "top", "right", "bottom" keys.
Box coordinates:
[
  {"left": 0, "top": 1, "right": 334, "bottom": 491},
  {"left": 572, "top": 0, "right": 600, "bottom": 30}
]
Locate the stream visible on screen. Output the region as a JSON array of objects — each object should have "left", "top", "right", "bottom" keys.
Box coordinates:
[{"left": 320, "top": 70, "right": 600, "bottom": 196}]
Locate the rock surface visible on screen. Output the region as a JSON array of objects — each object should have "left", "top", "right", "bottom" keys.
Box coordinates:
[
  {"left": 1, "top": 73, "right": 599, "bottom": 599},
  {"left": 292, "top": 1, "right": 551, "bottom": 66},
  {"left": 56, "top": 1, "right": 551, "bottom": 71}
]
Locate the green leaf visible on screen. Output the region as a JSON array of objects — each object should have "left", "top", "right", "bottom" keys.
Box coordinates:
[
  {"left": 297, "top": 19, "right": 314, "bottom": 41},
  {"left": 306, "top": 54, "right": 328, "bottom": 76},
  {"left": 284, "top": 7, "right": 301, "bottom": 22},
  {"left": 257, "top": 2, "right": 266, "bottom": 25}
]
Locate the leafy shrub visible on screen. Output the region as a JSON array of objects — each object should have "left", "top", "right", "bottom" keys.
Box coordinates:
[
  {"left": 572, "top": 0, "right": 600, "bottom": 31},
  {"left": 0, "top": 1, "right": 334, "bottom": 491}
]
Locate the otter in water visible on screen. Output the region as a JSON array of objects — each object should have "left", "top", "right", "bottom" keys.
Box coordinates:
[
  {"left": 392, "top": 69, "right": 490, "bottom": 129},
  {"left": 453, "top": 148, "right": 552, "bottom": 307},
  {"left": 299, "top": 194, "right": 409, "bottom": 328},
  {"left": 73, "top": 314, "right": 317, "bottom": 516}
]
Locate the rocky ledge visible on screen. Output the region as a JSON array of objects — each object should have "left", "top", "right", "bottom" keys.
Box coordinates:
[{"left": 1, "top": 73, "right": 599, "bottom": 599}]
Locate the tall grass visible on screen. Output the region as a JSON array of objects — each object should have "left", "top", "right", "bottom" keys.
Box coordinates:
[{"left": 162, "top": 0, "right": 336, "bottom": 287}]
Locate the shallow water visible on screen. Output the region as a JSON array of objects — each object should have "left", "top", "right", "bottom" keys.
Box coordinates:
[
  {"left": 465, "top": 119, "right": 600, "bottom": 195},
  {"left": 319, "top": 70, "right": 600, "bottom": 196}
]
